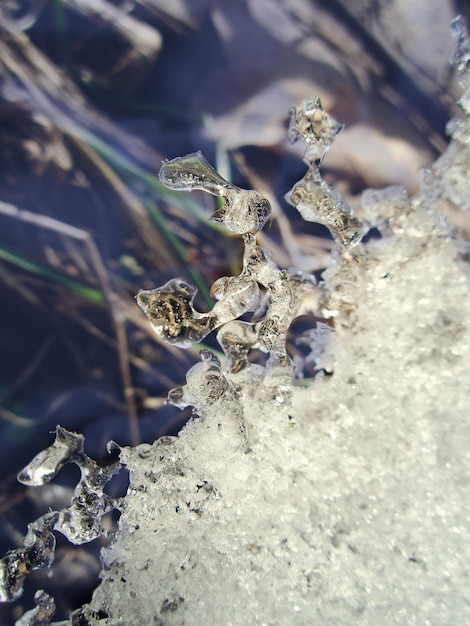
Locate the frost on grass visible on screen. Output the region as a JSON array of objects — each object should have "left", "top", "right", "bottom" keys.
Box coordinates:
[{"left": 2, "top": 22, "right": 470, "bottom": 626}]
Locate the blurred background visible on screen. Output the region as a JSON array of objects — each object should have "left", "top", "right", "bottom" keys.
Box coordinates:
[{"left": 0, "top": 0, "right": 465, "bottom": 622}]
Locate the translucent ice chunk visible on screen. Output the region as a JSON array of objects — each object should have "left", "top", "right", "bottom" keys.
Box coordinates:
[
  {"left": 286, "top": 168, "right": 363, "bottom": 247},
  {"left": 211, "top": 276, "right": 262, "bottom": 325},
  {"left": 137, "top": 279, "right": 213, "bottom": 347},
  {"left": 159, "top": 151, "right": 232, "bottom": 195},
  {"left": 20, "top": 427, "right": 121, "bottom": 545},
  {"left": 216, "top": 320, "right": 258, "bottom": 373},
  {"left": 137, "top": 276, "right": 262, "bottom": 349},
  {"left": 168, "top": 350, "right": 244, "bottom": 424},
  {"left": 241, "top": 239, "right": 298, "bottom": 366},
  {"left": 14, "top": 590, "right": 55, "bottom": 626},
  {"left": 210, "top": 188, "right": 271, "bottom": 236},
  {"left": 159, "top": 152, "right": 271, "bottom": 235},
  {"left": 18, "top": 426, "right": 84, "bottom": 486},
  {"left": 450, "top": 17, "right": 470, "bottom": 111},
  {"left": 168, "top": 350, "right": 230, "bottom": 410},
  {"left": 56, "top": 458, "right": 121, "bottom": 544},
  {"left": 0, "top": 512, "right": 58, "bottom": 602},
  {"left": 288, "top": 97, "right": 344, "bottom": 165},
  {"left": 450, "top": 17, "right": 470, "bottom": 81}
]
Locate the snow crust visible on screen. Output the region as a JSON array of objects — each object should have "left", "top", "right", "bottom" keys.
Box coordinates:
[{"left": 79, "top": 148, "right": 470, "bottom": 626}]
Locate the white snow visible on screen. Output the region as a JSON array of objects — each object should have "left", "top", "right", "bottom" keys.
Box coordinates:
[{"left": 80, "top": 148, "right": 470, "bottom": 626}]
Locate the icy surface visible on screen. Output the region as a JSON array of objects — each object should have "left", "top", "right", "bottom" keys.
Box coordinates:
[
  {"left": 76, "top": 205, "right": 470, "bottom": 624},
  {"left": 76, "top": 73, "right": 470, "bottom": 623}
]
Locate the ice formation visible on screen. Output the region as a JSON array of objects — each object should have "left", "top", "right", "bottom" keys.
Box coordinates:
[
  {"left": 14, "top": 591, "right": 55, "bottom": 626},
  {"left": 286, "top": 97, "right": 364, "bottom": 247},
  {"left": 2, "top": 20, "right": 470, "bottom": 626},
  {"left": 159, "top": 151, "right": 271, "bottom": 235},
  {"left": 0, "top": 427, "right": 120, "bottom": 610},
  {"left": 138, "top": 150, "right": 305, "bottom": 371}
]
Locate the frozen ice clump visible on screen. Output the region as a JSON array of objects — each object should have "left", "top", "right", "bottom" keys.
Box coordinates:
[
  {"left": 159, "top": 151, "right": 271, "bottom": 235},
  {"left": 14, "top": 590, "right": 55, "bottom": 626},
  {"left": 19, "top": 427, "right": 121, "bottom": 545},
  {"left": 136, "top": 279, "right": 214, "bottom": 347},
  {"left": 168, "top": 351, "right": 240, "bottom": 416},
  {"left": 286, "top": 97, "right": 363, "bottom": 247},
  {"left": 287, "top": 96, "right": 344, "bottom": 165},
  {"left": 139, "top": 153, "right": 313, "bottom": 371},
  {"left": 288, "top": 167, "right": 363, "bottom": 247},
  {"left": 0, "top": 427, "right": 121, "bottom": 607},
  {"left": 0, "top": 512, "right": 58, "bottom": 603},
  {"left": 450, "top": 16, "right": 470, "bottom": 98}
]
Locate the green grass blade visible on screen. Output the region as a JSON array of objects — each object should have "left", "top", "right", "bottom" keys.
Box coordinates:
[{"left": 0, "top": 245, "right": 105, "bottom": 303}]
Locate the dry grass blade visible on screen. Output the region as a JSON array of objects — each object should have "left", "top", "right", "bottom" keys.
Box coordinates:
[
  {"left": 61, "top": 0, "right": 162, "bottom": 57},
  {"left": 0, "top": 19, "right": 178, "bottom": 270},
  {"left": 0, "top": 200, "right": 140, "bottom": 445}
]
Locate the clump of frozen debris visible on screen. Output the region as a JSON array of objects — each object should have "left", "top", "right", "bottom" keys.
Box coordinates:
[{"left": 2, "top": 20, "right": 470, "bottom": 626}]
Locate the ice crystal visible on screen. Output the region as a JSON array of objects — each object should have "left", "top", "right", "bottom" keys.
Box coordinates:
[
  {"left": 288, "top": 167, "right": 363, "bottom": 247},
  {"left": 0, "top": 512, "right": 58, "bottom": 603},
  {"left": 19, "top": 427, "right": 121, "bottom": 545},
  {"left": 450, "top": 16, "right": 470, "bottom": 93},
  {"left": 136, "top": 279, "right": 215, "bottom": 347},
  {"left": 14, "top": 591, "right": 55, "bottom": 626},
  {"left": 138, "top": 152, "right": 309, "bottom": 372},
  {"left": 159, "top": 152, "right": 271, "bottom": 235},
  {"left": 0, "top": 427, "right": 120, "bottom": 606},
  {"left": 168, "top": 351, "right": 240, "bottom": 415},
  {"left": 286, "top": 97, "right": 363, "bottom": 247},
  {"left": 287, "top": 96, "right": 343, "bottom": 165}
]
